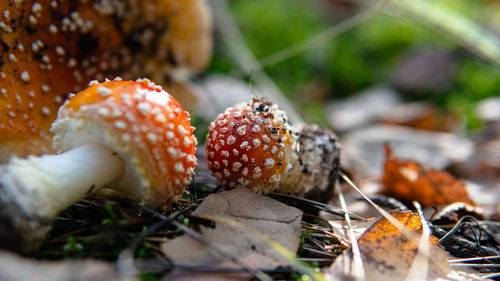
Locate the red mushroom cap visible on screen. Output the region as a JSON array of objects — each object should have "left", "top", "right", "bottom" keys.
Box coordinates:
[
  {"left": 52, "top": 79, "right": 197, "bottom": 207},
  {"left": 205, "top": 98, "right": 295, "bottom": 193}
]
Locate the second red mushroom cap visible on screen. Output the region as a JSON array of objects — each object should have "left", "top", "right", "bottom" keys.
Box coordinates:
[{"left": 205, "top": 98, "right": 341, "bottom": 200}]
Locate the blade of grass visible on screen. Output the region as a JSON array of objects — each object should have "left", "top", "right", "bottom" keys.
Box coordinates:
[
  {"left": 405, "top": 202, "right": 431, "bottom": 281},
  {"left": 378, "top": 0, "right": 500, "bottom": 66},
  {"left": 339, "top": 172, "right": 445, "bottom": 265},
  {"left": 340, "top": 172, "right": 426, "bottom": 243},
  {"left": 334, "top": 179, "right": 366, "bottom": 281},
  {"left": 480, "top": 272, "right": 500, "bottom": 279}
]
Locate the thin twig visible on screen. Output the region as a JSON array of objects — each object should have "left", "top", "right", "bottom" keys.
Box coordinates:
[
  {"left": 302, "top": 245, "right": 335, "bottom": 258},
  {"left": 299, "top": 257, "right": 335, "bottom": 263},
  {"left": 128, "top": 206, "right": 196, "bottom": 251},
  {"left": 303, "top": 213, "right": 335, "bottom": 232},
  {"left": 439, "top": 217, "right": 482, "bottom": 246},
  {"left": 449, "top": 256, "right": 500, "bottom": 263},
  {"left": 430, "top": 224, "right": 500, "bottom": 257},
  {"left": 450, "top": 263, "right": 500, "bottom": 268},
  {"left": 269, "top": 192, "right": 364, "bottom": 220},
  {"left": 156, "top": 262, "right": 298, "bottom": 275},
  {"left": 302, "top": 225, "right": 351, "bottom": 248}
]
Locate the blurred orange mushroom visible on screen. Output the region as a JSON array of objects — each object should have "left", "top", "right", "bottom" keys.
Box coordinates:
[{"left": 0, "top": 0, "right": 212, "bottom": 161}]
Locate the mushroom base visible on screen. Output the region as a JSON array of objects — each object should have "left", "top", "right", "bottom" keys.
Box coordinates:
[
  {"left": 0, "top": 168, "right": 52, "bottom": 252},
  {"left": 281, "top": 124, "right": 341, "bottom": 202}
]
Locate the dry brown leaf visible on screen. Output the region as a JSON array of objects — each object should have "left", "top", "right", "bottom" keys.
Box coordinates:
[
  {"left": 161, "top": 187, "right": 303, "bottom": 280},
  {"left": 329, "top": 210, "right": 451, "bottom": 281},
  {"left": 381, "top": 143, "right": 475, "bottom": 207},
  {"left": 356, "top": 210, "right": 439, "bottom": 247}
]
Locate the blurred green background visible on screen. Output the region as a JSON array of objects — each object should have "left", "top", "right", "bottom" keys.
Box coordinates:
[{"left": 207, "top": 0, "right": 500, "bottom": 129}]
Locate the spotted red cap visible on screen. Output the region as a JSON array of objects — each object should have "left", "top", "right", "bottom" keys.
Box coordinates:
[
  {"left": 52, "top": 79, "right": 197, "bottom": 207},
  {"left": 206, "top": 98, "right": 341, "bottom": 200},
  {"left": 205, "top": 99, "right": 296, "bottom": 193}
]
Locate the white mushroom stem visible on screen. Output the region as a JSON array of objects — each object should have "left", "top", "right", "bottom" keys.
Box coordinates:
[{"left": 4, "top": 143, "right": 124, "bottom": 219}]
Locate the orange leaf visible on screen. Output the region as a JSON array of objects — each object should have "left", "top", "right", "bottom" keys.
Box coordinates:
[
  {"left": 381, "top": 143, "right": 474, "bottom": 207},
  {"left": 358, "top": 210, "right": 439, "bottom": 246},
  {"left": 330, "top": 210, "right": 451, "bottom": 280}
]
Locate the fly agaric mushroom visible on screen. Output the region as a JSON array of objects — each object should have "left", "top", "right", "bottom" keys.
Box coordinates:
[
  {"left": 0, "top": 0, "right": 212, "bottom": 161},
  {"left": 205, "top": 98, "right": 340, "bottom": 200},
  {"left": 0, "top": 79, "right": 197, "bottom": 252}
]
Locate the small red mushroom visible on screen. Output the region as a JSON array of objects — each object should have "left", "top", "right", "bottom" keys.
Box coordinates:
[
  {"left": 0, "top": 0, "right": 212, "bottom": 161},
  {"left": 0, "top": 78, "right": 197, "bottom": 251},
  {"left": 205, "top": 98, "right": 340, "bottom": 199}
]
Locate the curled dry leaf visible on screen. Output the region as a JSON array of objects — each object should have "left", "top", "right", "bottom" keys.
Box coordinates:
[
  {"left": 341, "top": 125, "right": 473, "bottom": 178},
  {"left": 330, "top": 210, "right": 452, "bottom": 281},
  {"left": 161, "top": 187, "right": 303, "bottom": 279},
  {"left": 381, "top": 143, "right": 475, "bottom": 207},
  {"left": 431, "top": 202, "right": 484, "bottom": 225}
]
